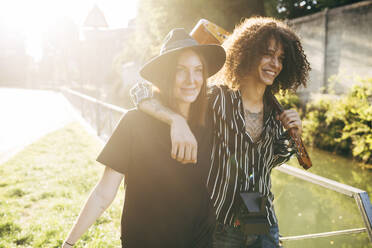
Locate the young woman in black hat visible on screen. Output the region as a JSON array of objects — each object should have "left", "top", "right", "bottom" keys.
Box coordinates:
[
  {"left": 62, "top": 28, "right": 226, "bottom": 248},
  {"left": 130, "top": 17, "right": 310, "bottom": 248}
]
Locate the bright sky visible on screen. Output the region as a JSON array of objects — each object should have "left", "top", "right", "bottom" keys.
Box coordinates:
[{"left": 0, "top": 0, "right": 138, "bottom": 61}]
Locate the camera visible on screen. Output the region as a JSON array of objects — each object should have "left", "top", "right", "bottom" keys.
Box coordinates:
[{"left": 238, "top": 192, "right": 270, "bottom": 234}]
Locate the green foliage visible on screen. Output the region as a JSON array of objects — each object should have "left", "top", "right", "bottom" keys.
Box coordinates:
[
  {"left": 123, "top": 0, "right": 265, "bottom": 63},
  {"left": 0, "top": 123, "right": 124, "bottom": 247},
  {"left": 122, "top": 0, "right": 366, "bottom": 64},
  {"left": 0, "top": 222, "right": 21, "bottom": 238},
  {"left": 7, "top": 188, "right": 27, "bottom": 198},
  {"left": 302, "top": 94, "right": 349, "bottom": 153},
  {"left": 338, "top": 78, "right": 372, "bottom": 163},
  {"left": 303, "top": 77, "right": 372, "bottom": 164},
  {"left": 275, "top": 90, "right": 305, "bottom": 119},
  {"left": 272, "top": 0, "right": 365, "bottom": 19},
  {"left": 128, "top": 0, "right": 365, "bottom": 62},
  {"left": 276, "top": 90, "right": 302, "bottom": 110}
]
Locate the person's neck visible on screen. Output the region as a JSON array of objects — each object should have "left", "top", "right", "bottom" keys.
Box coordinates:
[
  {"left": 173, "top": 101, "right": 191, "bottom": 120},
  {"left": 240, "top": 76, "right": 266, "bottom": 113}
]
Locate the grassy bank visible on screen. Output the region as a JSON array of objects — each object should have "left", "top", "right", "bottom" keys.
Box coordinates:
[{"left": 0, "top": 122, "right": 124, "bottom": 248}]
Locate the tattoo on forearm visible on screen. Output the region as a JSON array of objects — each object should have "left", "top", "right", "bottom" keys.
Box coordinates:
[{"left": 141, "top": 99, "right": 177, "bottom": 125}]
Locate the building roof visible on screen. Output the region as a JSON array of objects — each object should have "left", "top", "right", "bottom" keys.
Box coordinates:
[{"left": 83, "top": 5, "right": 108, "bottom": 28}]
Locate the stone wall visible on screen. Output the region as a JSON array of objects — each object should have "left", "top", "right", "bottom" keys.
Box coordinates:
[{"left": 289, "top": 1, "right": 372, "bottom": 99}]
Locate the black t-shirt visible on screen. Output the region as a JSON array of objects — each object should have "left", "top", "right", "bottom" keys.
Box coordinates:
[{"left": 96, "top": 110, "right": 215, "bottom": 248}]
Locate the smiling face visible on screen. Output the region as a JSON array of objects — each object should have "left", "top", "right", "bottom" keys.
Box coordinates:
[
  {"left": 254, "top": 38, "right": 284, "bottom": 86},
  {"left": 172, "top": 49, "right": 204, "bottom": 104}
]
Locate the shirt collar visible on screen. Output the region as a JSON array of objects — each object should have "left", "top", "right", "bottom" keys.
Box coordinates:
[{"left": 210, "top": 86, "right": 274, "bottom": 134}]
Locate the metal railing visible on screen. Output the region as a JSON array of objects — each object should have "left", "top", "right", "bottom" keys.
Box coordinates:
[
  {"left": 276, "top": 164, "right": 372, "bottom": 242},
  {"left": 60, "top": 87, "right": 372, "bottom": 243},
  {"left": 61, "top": 87, "right": 127, "bottom": 142}
]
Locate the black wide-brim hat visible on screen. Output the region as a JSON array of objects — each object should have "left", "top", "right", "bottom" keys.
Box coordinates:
[{"left": 140, "top": 28, "right": 226, "bottom": 86}]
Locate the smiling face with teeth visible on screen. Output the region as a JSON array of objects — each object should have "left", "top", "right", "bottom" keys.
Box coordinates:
[
  {"left": 222, "top": 18, "right": 310, "bottom": 93},
  {"left": 253, "top": 38, "right": 285, "bottom": 87}
]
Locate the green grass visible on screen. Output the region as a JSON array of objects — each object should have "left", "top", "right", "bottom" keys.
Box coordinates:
[{"left": 0, "top": 122, "right": 124, "bottom": 248}]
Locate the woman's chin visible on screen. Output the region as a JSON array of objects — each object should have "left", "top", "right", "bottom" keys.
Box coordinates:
[
  {"left": 177, "top": 95, "right": 198, "bottom": 104},
  {"left": 260, "top": 78, "right": 275, "bottom": 86}
]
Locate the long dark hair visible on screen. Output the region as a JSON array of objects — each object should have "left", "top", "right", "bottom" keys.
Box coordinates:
[{"left": 156, "top": 48, "right": 208, "bottom": 127}]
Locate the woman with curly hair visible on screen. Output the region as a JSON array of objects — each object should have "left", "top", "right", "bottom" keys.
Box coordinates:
[
  {"left": 217, "top": 17, "right": 309, "bottom": 93},
  {"left": 132, "top": 17, "right": 311, "bottom": 247}
]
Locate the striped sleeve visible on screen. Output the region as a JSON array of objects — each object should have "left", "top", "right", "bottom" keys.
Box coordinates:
[{"left": 129, "top": 81, "right": 154, "bottom": 107}]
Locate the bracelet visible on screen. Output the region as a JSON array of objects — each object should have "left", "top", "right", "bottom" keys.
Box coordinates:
[{"left": 64, "top": 241, "right": 74, "bottom": 247}]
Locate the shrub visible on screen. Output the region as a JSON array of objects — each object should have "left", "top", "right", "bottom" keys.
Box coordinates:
[
  {"left": 275, "top": 90, "right": 305, "bottom": 119},
  {"left": 303, "top": 77, "right": 372, "bottom": 164},
  {"left": 302, "top": 94, "right": 350, "bottom": 154},
  {"left": 275, "top": 90, "right": 302, "bottom": 110},
  {"left": 337, "top": 78, "right": 372, "bottom": 163}
]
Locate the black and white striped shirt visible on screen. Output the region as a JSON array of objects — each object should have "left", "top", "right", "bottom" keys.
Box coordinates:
[{"left": 206, "top": 85, "right": 294, "bottom": 226}]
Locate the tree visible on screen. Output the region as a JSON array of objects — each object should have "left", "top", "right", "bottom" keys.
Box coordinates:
[
  {"left": 267, "top": 0, "right": 365, "bottom": 19},
  {"left": 122, "top": 0, "right": 265, "bottom": 63}
]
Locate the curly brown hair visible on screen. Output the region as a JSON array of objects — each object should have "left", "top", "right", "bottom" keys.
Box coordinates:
[{"left": 215, "top": 17, "right": 310, "bottom": 93}]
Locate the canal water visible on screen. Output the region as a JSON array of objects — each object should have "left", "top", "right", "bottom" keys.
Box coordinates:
[{"left": 272, "top": 147, "right": 372, "bottom": 247}]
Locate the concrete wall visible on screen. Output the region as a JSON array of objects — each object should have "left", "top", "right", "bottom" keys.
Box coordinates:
[{"left": 289, "top": 1, "right": 372, "bottom": 98}]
